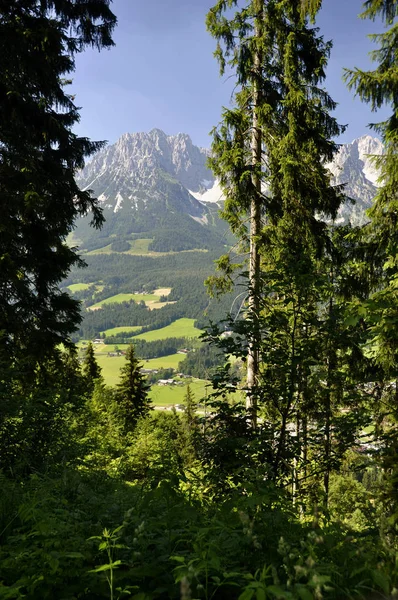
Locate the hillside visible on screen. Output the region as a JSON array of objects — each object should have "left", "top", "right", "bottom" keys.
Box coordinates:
[{"left": 67, "top": 130, "right": 383, "bottom": 385}]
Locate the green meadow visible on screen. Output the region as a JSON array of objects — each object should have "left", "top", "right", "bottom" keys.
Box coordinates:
[
  {"left": 67, "top": 282, "right": 93, "bottom": 293},
  {"left": 95, "top": 352, "right": 183, "bottom": 387},
  {"left": 133, "top": 318, "right": 202, "bottom": 341},
  {"left": 89, "top": 292, "right": 160, "bottom": 309},
  {"left": 101, "top": 325, "right": 142, "bottom": 337},
  {"left": 126, "top": 238, "right": 152, "bottom": 254},
  {"left": 79, "top": 318, "right": 203, "bottom": 401},
  {"left": 150, "top": 379, "right": 211, "bottom": 406}
]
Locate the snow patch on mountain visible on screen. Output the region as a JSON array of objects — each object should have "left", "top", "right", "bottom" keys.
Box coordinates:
[
  {"left": 77, "top": 129, "right": 383, "bottom": 227},
  {"left": 189, "top": 180, "right": 223, "bottom": 204},
  {"left": 114, "top": 192, "right": 124, "bottom": 213},
  {"left": 191, "top": 214, "right": 209, "bottom": 225}
]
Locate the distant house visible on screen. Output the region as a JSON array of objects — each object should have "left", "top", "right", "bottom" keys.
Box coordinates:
[
  {"left": 142, "top": 368, "right": 159, "bottom": 374},
  {"left": 177, "top": 348, "right": 189, "bottom": 354},
  {"left": 93, "top": 339, "right": 104, "bottom": 344},
  {"left": 158, "top": 379, "right": 175, "bottom": 385}
]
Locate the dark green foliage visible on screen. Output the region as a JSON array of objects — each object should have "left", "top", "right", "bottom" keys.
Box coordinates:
[
  {"left": 81, "top": 341, "right": 102, "bottom": 394},
  {"left": 115, "top": 345, "right": 152, "bottom": 430},
  {"left": 0, "top": 463, "right": 394, "bottom": 599},
  {"left": 178, "top": 341, "right": 225, "bottom": 379},
  {"left": 0, "top": 0, "right": 116, "bottom": 366},
  {"left": 0, "top": 351, "right": 87, "bottom": 476},
  {"left": 110, "top": 239, "right": 131, "bottom": 252},
  {"left": 344, "top": 0, "right": 398, "bottom": 533},
  {"left": 104, "top": 336, "right": 196, "bottom": 360}
]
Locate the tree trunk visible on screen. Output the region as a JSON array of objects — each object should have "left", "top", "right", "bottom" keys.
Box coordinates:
[{"left": 246, "top": 0, "right": 263, "bottom": 429}]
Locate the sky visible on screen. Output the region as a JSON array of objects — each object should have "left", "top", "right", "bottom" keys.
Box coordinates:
[{"left": 72, "top": 0, "right": 389, "bottom": 149}]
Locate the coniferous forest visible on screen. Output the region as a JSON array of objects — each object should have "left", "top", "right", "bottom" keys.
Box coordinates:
[{"left": 1, "top": 1, "right": 398, "bottom": 598}]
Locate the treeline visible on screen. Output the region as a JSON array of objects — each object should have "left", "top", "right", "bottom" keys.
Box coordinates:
[
  {"left": 76, "top": 303, "right": 184, "bottom": 340},
  {"left": 105, "top": 337, "right": 196, "bottom": 359},
  {"left": 74, "top": 203, "right": 225, "bottom": 254},
  {"left": 178, "top": 343, "right": 225, "bottom": 379},
  {"left": 67, "top": 251, "right": 237, "bottom": 339}
]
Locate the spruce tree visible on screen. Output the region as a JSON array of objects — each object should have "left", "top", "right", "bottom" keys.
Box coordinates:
[
  {"left": 0, "top": 1, "right": 116, "bottom": 369},
  {"left": 345, "top": 0, "right": 398, "bottom": 528},
  {"left": 116, "top": 345, "right": 151, "bottom": 431},
  {"left": 183, "top": 384, "right": 197, "bottom": 433},
  {"left": 344, "top": 0, "right": 398, "bottom": 374},
  {"left": 81, "top": 342, "right": 102, "bottom": 394},
  {"left": 207, "top": 0, "right": 345, "bottom": 430}
]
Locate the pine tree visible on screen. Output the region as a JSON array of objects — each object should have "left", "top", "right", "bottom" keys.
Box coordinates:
[
  {"left": 116, "top": 345, "right": 152, "bottom": 431},
  {"left": 0, "top": 1, "right": 116, "bottom": 370},
  {"left": 344, "top": 0, "right": 398, "bottom": 528},
  {"left": 82, "top": 342, "right": 102, "bottom": 394},
  {"left": 207, "top": 0, "right": 345, "bottom": 430},
  {"left": 183, "top": 385, "right": 197, "bottom": 433}
]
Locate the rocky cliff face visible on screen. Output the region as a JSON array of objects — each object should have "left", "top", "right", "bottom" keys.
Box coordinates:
[
  {"left": 78, "top": 130, "right": 383, "bottom": 226},
  {"left": 327, "top": 135, "right": 383, "bottom": 225},
  {"left": 78, "top": 128, "right": 215, "bottom": 218}
]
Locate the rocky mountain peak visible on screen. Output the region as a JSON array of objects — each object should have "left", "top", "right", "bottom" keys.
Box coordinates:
[{"left": 78, "top": 129, "right": 383, "bottom": 227}]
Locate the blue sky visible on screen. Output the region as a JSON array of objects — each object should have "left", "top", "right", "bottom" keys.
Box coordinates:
[{"left": 72, "top": 0, "right": 388, "bottom": 149}]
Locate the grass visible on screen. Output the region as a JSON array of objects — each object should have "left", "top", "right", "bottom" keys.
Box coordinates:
[
  {"left": 86, "top": 244, "right": 114, "bottom": 255},
  {"left": 95, "top": 353, "right": 183, "bottom": 387},
  {"left": 85, "top": 240, "right": 208, "bottom": 257},
  {"left": 68, "top": 283, "right": 93, "bottom": 293},
  {"left": 143, "top": 354, "right": 182, "bottom": 369},
  {"left": 150, "top": 379, "right": 211, "bottom": 406},
  {"left": 133, "top": 318, "right": 202, "bottom": 341},
  {"left": 126, "top": 238, "right": 152, "bottom": 254},
  {"left": 94, "top": 344, "right": 130, "bottom": 355},
  {"left": 79, "top": 340, "right": 242, "bottom": 406},
  {"left": 101, "top": 326, "right": 142, "bottom": 337},
  {"left": 89, "top": 293, "right": 160, "bottom": 309}
]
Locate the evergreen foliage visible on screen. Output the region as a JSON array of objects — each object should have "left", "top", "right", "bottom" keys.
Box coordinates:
[
  {"left": 206, "top": 0, "right": 346, "bottom": 425},
  {"left": 2, "top": 1, "right": 398, "bottom": 597},
  {"left": 344, "top": 0, "right": 398, "bottom": 532},
  {"left": 115, "top": 345, "right": 152, "bottom": 430},
  {"left": 0, "top": 0, "right": 116, "bottom": 368},
  {"left": 81, "top": 342, "right": 102, "bottom": 393}
]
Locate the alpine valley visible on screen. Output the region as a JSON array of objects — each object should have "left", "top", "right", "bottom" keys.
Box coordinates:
[{"left": 65, "top": 129, "right": 383, "bottom": 385}]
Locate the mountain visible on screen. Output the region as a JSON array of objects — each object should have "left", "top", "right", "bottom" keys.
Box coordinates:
[
  {"left": 327, "top": 135, "right": 383, "bottom": 225},
  {"left": 77, "top": 130, "right": 382, "bottom": 247},
  {"left": 69, "top": 130, "right": 383, "bottom": 342},
  {"left": 76, "top": 129, "right": 225, "bottom": 253}
]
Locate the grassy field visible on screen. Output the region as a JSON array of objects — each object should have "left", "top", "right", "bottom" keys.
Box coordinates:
[
  {"left": 101, "top": 326, "right": 142, "bottom": 337},
  {"left": 126, "top": 238, "right": 152, "bottom": 254},
  {"left": 68, "top": 283, "right": 93, "bottom": 293},
  {"left": 95, "top": 352, "right": 183, "bottom": 387},
  {"left": 150, "top": 379, "right": 211, "bottom": 406},
  {"left": 89, "top": 293, "right": 160, "bottom": 309},
  {"left": 85, "top": 240, "right": 208, "bottom": 257},
  {"left": 133, "top": 318, "right": 202, "bottom": 342},
  {"left": 143, "top": 354, "right": 182, "bottom": 369}
]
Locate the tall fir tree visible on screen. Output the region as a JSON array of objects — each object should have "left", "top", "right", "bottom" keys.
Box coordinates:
[
  {"left": 81, "top": 342, "right": 102, "bottom": 394},
  {"left": 345, "top": 0, "right": 398, "bottom": 529},
  {"left": 116, "top": 345, "right": 152, "bottom": 431},
  {"left": 207, "top": 0, "right": 345, "bottom": 431},
  {"left": 183, "top": 384, "right": 198, "bottom": 433},
  {"left": 0, "top": 1, "right": 116, "bottom": 371}
]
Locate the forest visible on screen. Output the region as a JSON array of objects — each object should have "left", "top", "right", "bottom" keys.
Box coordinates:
[{"left": 1, "top": 0, "right": 398, "bottom": 599}]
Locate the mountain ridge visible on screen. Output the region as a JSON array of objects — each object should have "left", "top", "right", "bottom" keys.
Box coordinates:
[{"left": 78, "top": 129, "right": 382, "bottom": 219}]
